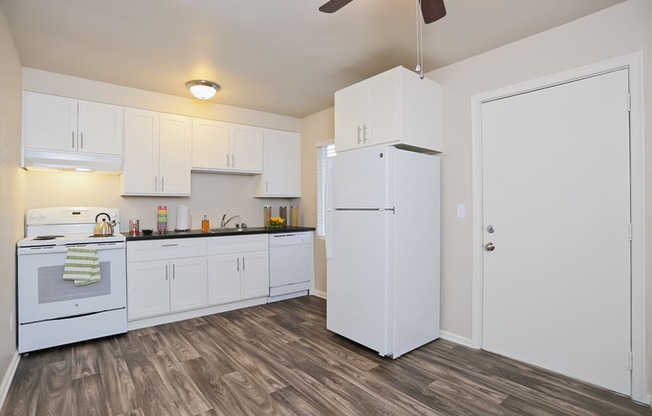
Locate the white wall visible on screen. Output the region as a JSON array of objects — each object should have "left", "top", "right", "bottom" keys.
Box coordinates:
[
  {"left": 424, "top": 0, "right": 651, "bottom": 396},
  {"left": 0, "top": 4, "right": 24, "bottom": 402},
  {"left": 21, "top": 69, "right": 305, "bottom": 231},
  {"left": 301, "top": 108, "right": 334, "bottom": 295}
]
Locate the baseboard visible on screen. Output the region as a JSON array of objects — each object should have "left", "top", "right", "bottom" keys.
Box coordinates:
[
  {"left": 0, "top": 351, "right": 20, "bottom": 411},
  {"left": 311, "top": 289, "right": 327, "bottom": 299},
  {"left": 440, "top": 330, "right": 476, "bottom": 349}
]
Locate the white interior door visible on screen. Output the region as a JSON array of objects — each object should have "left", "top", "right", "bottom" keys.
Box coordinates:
[{"left": 481, "top": 69, "right": 631, "bottom": 395}]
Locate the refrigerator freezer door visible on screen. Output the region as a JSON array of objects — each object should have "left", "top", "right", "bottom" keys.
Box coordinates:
[
  {"left": 326, "top": 209, "right": 392, "bottom": 356},
  {"left": 331, "top": 146, "right": 394, "bottom": 209}
]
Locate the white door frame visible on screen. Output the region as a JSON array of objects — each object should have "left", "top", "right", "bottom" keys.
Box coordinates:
[{"left": 470, "top": 52, "right": 646, "bottom": 402}]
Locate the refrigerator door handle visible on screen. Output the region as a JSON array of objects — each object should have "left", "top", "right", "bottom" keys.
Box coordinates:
[
  {"left": 325, "top": 159, "right": 334, "bottom": 259},
  {"left": 326, "top": 209, "right": 334, "bottom": 259}
]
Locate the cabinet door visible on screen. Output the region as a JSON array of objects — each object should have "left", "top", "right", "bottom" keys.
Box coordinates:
[
  {"left": 170, "top": 257, "right": 208, "bottom": 312},
  {"left": 159, "top": 113, "right": 191, "bottom": 196},
  {"left": 207, "top": 254, "right": 240, "bottom": 306},
  {"left": 77, "top": 100, "right": 124, "bottom": 155},
  {"left": 367, "top": 74, "right": 399, "bottom": 147},
  {"left": 334, "top": 85, "right": 367, "bottom": 152},
  {"left": 240, "top": 250, "right": 269, "bottom": 300},
  {"left": 23, "top": 92, "right": 78, "bottom": 152},
  {"left": 192, "top": 118, "right": 230, "bottom": 170},
  {"left": 231, "top": 124, "right": 263, "bottom": 172},
  {"left": 127, "top": 260, "right": 170, "bottom": 320},
  {"left": 123, "top": 108, "right": 159, "bottom": 194},
  {"left": 261, "top": 129, "right": 301, "bottom": 197}
]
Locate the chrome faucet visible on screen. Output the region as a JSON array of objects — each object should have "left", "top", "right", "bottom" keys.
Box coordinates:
[{"left": 221, "top": 214, "right": 240, "bottom": 228}]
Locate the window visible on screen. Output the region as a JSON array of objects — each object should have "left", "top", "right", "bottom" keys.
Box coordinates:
[{"left": 316, "top": 142, "right": 336, "bottom": 238}]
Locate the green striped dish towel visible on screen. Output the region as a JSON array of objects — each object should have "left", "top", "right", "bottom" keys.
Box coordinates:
[{"left": 63, "top": 247, "right": 101, "bottom": 286}]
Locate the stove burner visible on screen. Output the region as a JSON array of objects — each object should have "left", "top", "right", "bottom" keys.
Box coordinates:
[{"left": 32, "top": 235, "right": 64, "bottom": 241}]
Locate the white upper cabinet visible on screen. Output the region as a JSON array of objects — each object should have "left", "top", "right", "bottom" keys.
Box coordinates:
[
  {"left": 23, "top": 92, "right": 77, "bottom": 152},
  {"left": 191, "top": 119, "right": 263, "bottom": 174},
  {"left": 258, "top": 129, "right": 301, "bottom": 198},
  {"left": 77, "top": 101, "right": 124, "bottom": 155},
  {"left": 23, "top": 91, "right": 123, "bottom": 156},
  {"left": 231, "top": 124, "right": 263, "bottom": 172},
  {"left": 334, "top": 66, "right": 442, "bottom": 153},
  {"left": 22, "top": 92, "right": 124, "bottom": 171},
  {"left": 192, "top": 118, "right": 230, "bottom": 170},
  {"left": 122, "top": 109, "right": 191, "bottom": 196}
]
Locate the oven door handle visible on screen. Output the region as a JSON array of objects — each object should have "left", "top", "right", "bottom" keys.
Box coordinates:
[{"left": 18, "top": 243, "right": 125, "bottom": 255}]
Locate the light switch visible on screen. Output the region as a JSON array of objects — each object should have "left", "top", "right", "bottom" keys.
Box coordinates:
[{"left": 456, "top": 204, "right": 466, "bottom": 218}]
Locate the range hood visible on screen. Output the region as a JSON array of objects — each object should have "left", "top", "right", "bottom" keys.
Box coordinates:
[{"left": 23, "top": 149, "right": 122, "bottom": 173}]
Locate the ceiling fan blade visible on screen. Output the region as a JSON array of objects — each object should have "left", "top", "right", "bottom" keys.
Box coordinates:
[
  {"left": 319, "top": 0, "right": 355, "bottom": 13},
  {"left": 420, "top": 0, "right": 446, "bottom": 24}
]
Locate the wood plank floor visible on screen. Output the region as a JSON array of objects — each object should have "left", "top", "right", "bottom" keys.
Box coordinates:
[{"left": 2, "top": 296, "right": 650, "bottom": 416}]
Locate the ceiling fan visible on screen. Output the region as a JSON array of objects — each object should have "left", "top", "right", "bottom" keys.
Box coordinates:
[{"left": 319, "top": 0, "right": 446, "bottom": 24}]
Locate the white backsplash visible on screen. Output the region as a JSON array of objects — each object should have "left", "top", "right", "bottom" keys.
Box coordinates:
[{"left": 24, "top": 170, "right": 299, "bottom": 233}]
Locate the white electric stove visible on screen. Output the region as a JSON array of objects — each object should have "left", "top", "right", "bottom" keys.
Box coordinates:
[{"left": 17, "top": 207, "right": 127, "bottom": 353}]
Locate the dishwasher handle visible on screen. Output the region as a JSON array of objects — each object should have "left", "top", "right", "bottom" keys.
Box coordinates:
[{"left": 269, "top": 232, "right": 312, "bottom": 247}]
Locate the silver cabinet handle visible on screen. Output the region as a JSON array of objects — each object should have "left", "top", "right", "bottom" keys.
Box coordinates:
[
  {"left": 161, "top": 177, "right": 165, "bottom": 192},
  {"left": 172, "top": 263, "right": 175, "bottom": 279},
  {"left": 232, "top": 154, "right": 235, "bottom": 168},
  {"left": 72, "top": 131, "right": 75, "bottom": 149},
  {"left": 80, "top": 132, "right": 84, "bottom": 149},
  {"left": 242, "top": 256, "right": 246, "bottom": 271},
  {"left": 265, "top": 181, "right": 269, "bottom": 193},
  {"left": 363, "top": 124, "right": 368, "bottom": 143},
  {"left": 357, "top": 126, "right": 361, "bottom": 144},
  {"left": 484, "top": 242, "right": 496, "bottom": 252},
  {"left": 161, "top": 243, "right": 178, "bottom": 247},
  {"left": 226, "top": 154, "right": 230, "bottom": 168},
  {"left": 236, "top": 257, "right": 240, "bottom": 272}
]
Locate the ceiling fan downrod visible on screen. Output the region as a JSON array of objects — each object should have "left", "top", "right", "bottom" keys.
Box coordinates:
[{"left": 415, "top": 0, "right": 424, "bottom": 79}]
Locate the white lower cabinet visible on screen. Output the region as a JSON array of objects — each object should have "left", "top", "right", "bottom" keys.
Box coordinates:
[
  {"left": 207, "top": 254, "right": 240, "bottom": 305},
  {"left": 127, "top": 260, "right": 170, "bottom": 319},
  {"left": 127, "top": 238, "right": 207, "bottom": 321},
  {"left": 169, "top": 257, "right": 208, "bottom": 312},
  {"left": 207, "top": 234, "right": 269, "bottom": 306},
  {"left": 127, "top": 235, "right": 271, "bottom": 327}
]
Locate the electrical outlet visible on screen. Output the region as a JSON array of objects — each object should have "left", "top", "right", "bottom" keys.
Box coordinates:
[{"left": 9, "top": 313, "right": 13, "bottom": 332}]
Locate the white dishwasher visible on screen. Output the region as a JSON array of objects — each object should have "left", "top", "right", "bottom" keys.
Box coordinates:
[{"left": 268, "top": 231, "right": 314, "bottom": 302}]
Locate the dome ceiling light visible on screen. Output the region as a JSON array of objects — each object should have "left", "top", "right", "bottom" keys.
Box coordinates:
[{"left": 186, "top": 80, "right": 220, "bottom": 100}]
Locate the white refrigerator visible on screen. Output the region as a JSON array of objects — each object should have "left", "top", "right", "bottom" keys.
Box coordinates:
[{"left": 326, "top": 145, "right": 440, "bottom": 358}]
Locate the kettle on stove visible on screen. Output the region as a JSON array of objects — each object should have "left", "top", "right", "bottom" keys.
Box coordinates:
[{"left": 93, "top": 212, "right": 115, "bottom": 236}]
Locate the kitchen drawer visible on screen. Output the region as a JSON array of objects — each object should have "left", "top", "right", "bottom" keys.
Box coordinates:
[
  {"left": 207, "top": 234, "right": 268, "bottom": 256},
  {"left": 127, "top": 238, "right": 207, "bottom": 262}
]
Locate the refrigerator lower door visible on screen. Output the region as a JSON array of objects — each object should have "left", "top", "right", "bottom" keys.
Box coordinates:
[{"left": 326, "top": 209, "right": 392, "bottom": 356}]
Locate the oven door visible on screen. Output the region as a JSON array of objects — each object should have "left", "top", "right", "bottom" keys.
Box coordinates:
[{"left": 17, "top": 242, "right": 126, "bottom": 324}]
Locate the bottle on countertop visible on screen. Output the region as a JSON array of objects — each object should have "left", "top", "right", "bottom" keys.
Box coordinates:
[
  {"left": 263, "top": 205, "right": 271, "bottom": 228},
  {"left": 201, "top": 215, "right": 210, "bottom": 232}
]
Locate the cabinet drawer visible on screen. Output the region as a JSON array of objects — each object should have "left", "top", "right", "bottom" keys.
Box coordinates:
[
  {"left": 127, "top": 238, "right": 207, "bottom": 262},
  {"left": 207, "top": 234, "right": 268, "bottom": 255}
]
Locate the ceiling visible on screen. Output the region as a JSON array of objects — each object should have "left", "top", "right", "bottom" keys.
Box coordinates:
[{"left": 0, "top": 0, "right": 626, "bottom": 118}]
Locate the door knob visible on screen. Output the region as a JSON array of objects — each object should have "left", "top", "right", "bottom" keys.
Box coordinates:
[{"left": 484, "top": 242, "right": 495, "bottom": 252}]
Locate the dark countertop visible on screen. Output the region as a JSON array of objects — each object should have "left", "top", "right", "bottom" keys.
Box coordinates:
[{"left": 123, "top": 226, "right": 315, "bottom": 241}]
